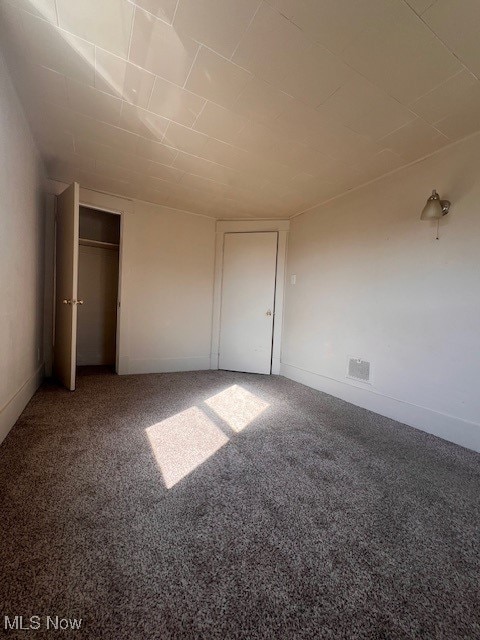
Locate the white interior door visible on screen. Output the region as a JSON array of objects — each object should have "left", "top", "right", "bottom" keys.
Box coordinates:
[
  {"left": 53, "top": 182, "right": 80, "bottom": 390},
  {"left": 219, "top": 232, "right": 278, "bottom": 374}
]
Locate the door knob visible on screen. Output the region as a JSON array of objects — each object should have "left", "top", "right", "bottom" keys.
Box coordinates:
[
  {"left": 62, "top": 299, "right": 72, "bottom": 305},
  {"left": 76, "top": 300, "right": 84, "bottom": 305},
  {"left": 266, "top": 310, "right": 272, "bottom": 316}
]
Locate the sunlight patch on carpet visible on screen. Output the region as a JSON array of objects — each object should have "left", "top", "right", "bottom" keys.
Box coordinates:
[
  {"left": 204, "top": 385, "right": 270, "bottom": 432},
  {"left": 146, "top": 407, "right": 229, "bottom": 488}
]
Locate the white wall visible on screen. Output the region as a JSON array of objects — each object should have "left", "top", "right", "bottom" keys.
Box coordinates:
[
  {"left": 119, "top": 200, "right": 216, "bottom": 374},
  {"left": 0, "top": 48, "right": 46, "bottom": 444},
  {"left": 282, "top": 132, "right": 480, "bottom": 452},
  {"left": 46, "top": 183, "right": 216, "bottom": 375}
]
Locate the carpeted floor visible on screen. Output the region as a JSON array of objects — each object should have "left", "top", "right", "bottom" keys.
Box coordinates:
[{"left": 1, "top": 370, "right": 479, "bottom": 639}]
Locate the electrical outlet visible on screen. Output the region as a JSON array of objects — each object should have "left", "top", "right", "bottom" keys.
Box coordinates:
[{"left": 291, "top": 274, "right": 296, "bottom": 285}]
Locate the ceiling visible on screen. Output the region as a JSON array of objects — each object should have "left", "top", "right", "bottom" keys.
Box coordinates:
[{"left": 1, "top": 0, "right": 480, "bottom": 219}]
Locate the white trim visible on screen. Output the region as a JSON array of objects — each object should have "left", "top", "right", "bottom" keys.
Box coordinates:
[
  {"left": 272, "top": 229, "right": 287, "bottom": 375},
  {"left": 280, "top": 362, "right": 480, "bottom": 453},
  {"left": 211, "top": 219, "right": 289, "bottom": 374},
  {"left": 0, "top": 364, "right": 44, "bottom": 446},
  {"left": 127, "top": 356, "right": 211, "bottom": 374},
  {"left": 115, "top": 211, "right": 124, "bottom": 374},
  {"left": 217, "top": 220, "right": 290, "bottom": 232},
  {"left": 211, "top": 228, "right": 225, "bottom": 369}
]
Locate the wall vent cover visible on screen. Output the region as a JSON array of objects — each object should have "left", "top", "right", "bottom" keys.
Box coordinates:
[{"left": 347, "top": 357, "right": 371, "bottom": 383}]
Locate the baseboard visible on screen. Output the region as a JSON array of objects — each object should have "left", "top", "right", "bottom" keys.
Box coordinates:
[
  {"left": 280, "top": 362, "right": 480, "bottom": 453},
  {"left": 126, "top": 356, "right": 211, "bottom": 375},
  {"left": 0, "top": 364, "right": 44, "bottom": 446}
]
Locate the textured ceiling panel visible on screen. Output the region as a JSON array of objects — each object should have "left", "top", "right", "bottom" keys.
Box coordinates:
[{"left": 0, "top": 0, "right": 479, "bottom": 219}]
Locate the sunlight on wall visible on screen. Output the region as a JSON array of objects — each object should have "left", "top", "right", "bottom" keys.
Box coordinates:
[
  {"left": 204, "top": 385, "right": 270, "bottom": 433},
  {"left": 146, "top": 406, "right": 229, "bottom": 489}
]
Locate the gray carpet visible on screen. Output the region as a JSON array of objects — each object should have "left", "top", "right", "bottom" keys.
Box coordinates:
[{"left": 1, "top": 370, "right": 479, "bottom": 639}]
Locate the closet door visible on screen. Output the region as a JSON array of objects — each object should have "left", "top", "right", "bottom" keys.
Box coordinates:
[
  {"left": 53, "top": 182, "right": 80, "bottom": 391},
  {"left": 219, "top": 232, "right": 278, "bottom": 374}
]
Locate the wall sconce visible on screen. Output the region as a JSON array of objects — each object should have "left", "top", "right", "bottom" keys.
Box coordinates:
[{"left": 420, "top": 189, "right": 450, "bottom": 239}]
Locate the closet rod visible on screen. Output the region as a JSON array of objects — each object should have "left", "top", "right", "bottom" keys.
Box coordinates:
[{"left": 79, "top": 238, "right": 119, "bottom": 250}]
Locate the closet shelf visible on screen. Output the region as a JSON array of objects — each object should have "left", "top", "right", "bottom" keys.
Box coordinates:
[{"left": 79, "top": 238, "right": 119, "bottom": 250}]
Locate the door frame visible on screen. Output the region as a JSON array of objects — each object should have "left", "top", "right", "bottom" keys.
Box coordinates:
[
  {"left": 78, "top": 201, "right": 124, "bottom": 374},
  {"left": 211, "top": 220, "right": 289, "bottom": 374}
]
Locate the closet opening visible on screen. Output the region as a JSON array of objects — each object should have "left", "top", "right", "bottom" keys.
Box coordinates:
[{"left": 77, "top": 205, "right": 121, "bottom": 374}]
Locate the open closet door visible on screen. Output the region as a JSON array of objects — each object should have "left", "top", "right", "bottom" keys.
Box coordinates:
[{"left": 53, "top": 182, "right": 80, "bottom": 391}]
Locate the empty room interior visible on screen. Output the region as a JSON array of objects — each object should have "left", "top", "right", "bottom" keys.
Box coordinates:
[{"left": 1, "top": 0, "right": 479, "bottom": 637}]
